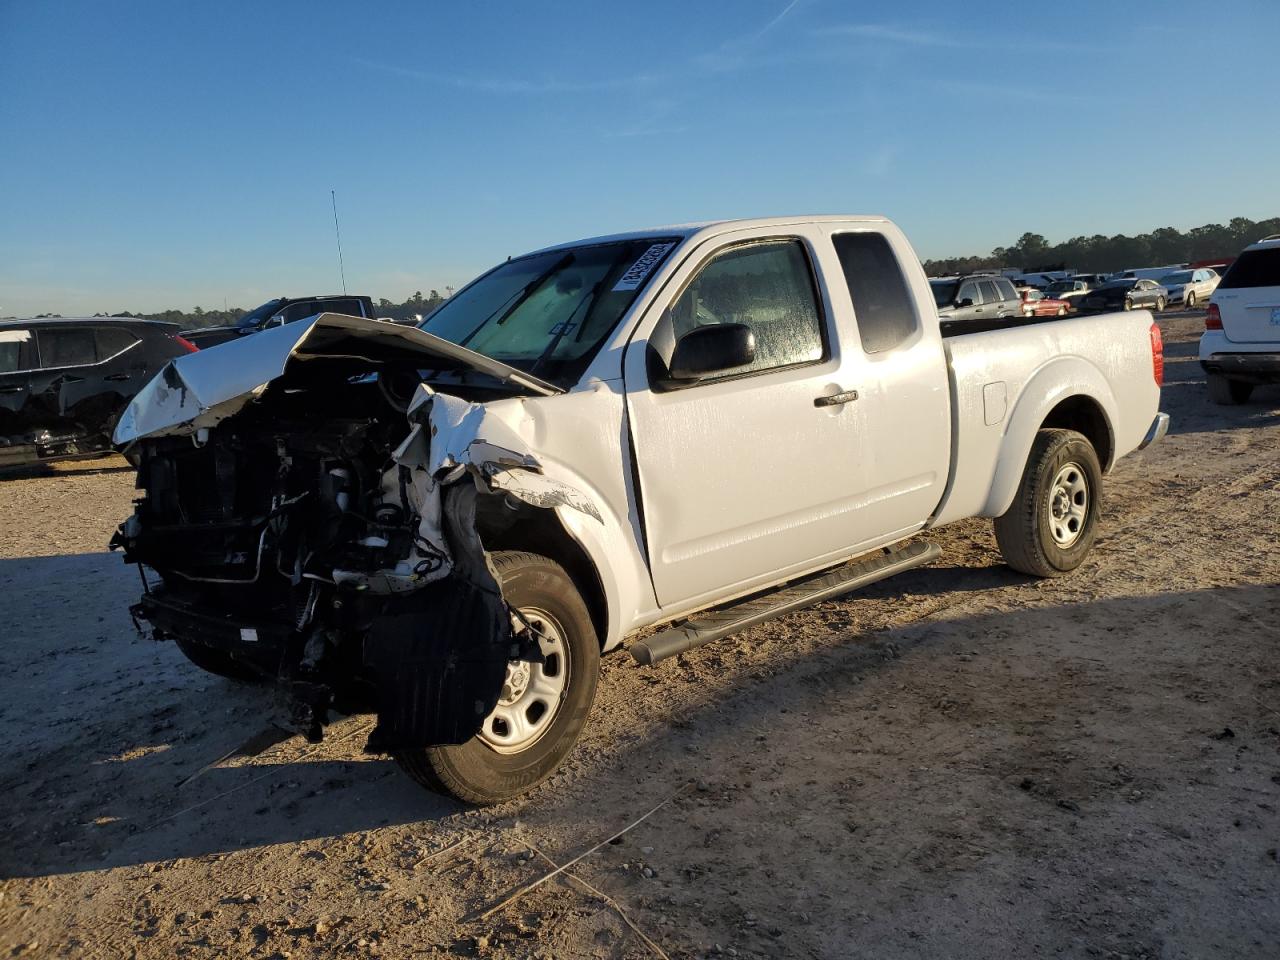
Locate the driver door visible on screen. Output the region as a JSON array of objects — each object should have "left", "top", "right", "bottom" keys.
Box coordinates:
[{"left": 622, "top": 227, "right": 918, "bottom": 610}]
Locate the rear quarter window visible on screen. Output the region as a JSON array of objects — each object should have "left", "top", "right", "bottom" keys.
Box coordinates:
[
  {"left": 95, "top": 327, "right": 140, "bottom": 359},
  {"left": 1219, "top": 249, "right": 1280, "bottom": 289},
  {"left": 831, "top": 232, "right": 918, "bottom": 353}
]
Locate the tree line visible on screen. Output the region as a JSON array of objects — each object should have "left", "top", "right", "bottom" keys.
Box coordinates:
[{"left": 921, "top": 215, "right": 1280, "bottom": 277}]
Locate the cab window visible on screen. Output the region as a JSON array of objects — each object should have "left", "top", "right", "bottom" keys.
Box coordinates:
[{"left": 670, "top": 240, "right": 824, "bottom": 377}]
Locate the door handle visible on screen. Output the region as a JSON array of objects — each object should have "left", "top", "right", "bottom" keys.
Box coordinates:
[
  {"left": 104, "top": 373, "right": 131, "bottom": 381},
  {"left": 0, "top": 386, "right": 25, "bottom": 394},
  {"left": 814, "top": 389, "right": 859, "bottom": 407}
]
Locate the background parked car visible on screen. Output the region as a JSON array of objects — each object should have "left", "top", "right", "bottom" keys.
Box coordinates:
[
  {"left": 1201, "top": 234, "right": 1280, "bottom": 404},
  {"left": 0, "top": 318, "right": 196, "bottom": 469},
  {"left": 1043, "top": 279, "right": 1092, "bottom": 305},
  {"left": 1157, "top": 268, "right": 1220, "bottom": 307},
  {"left": 1080, "top": 279, "right": 1168, "bottom": 313},
  {"left": 1021, "top": 289, "right": 1072, "bottom": 317},
  {"left": 931, "top": 274, "right": 1022, "bottom": 321},
  {"left": 182, "top": 294, "right": 376, "bottom": 349}
]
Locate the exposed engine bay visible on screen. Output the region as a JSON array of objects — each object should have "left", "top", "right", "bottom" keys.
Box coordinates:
[{"left": 110, "top": 314, "right": 600, "bottom": 753}]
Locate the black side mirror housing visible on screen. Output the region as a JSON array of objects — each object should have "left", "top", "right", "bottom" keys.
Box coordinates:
[
  {"left": 956, "top": 297, "right": 974, "bottom": 308},
  {"left": 667, "top": 323, "right": 756, "bottom": 382}
]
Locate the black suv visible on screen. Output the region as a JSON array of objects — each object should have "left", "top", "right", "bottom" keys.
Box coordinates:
[
  {"left": 182, "top": 294, "right": 376, "bottom": 349},
  {"left": 930, "top": 274, "right": 1023, "bottom": 322},
  {"left": 0, "top": 317, "right": 195, "bottom": 469}
]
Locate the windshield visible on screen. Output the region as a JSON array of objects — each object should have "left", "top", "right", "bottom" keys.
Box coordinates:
[
  {"left": 236, "top": 298, "right": 286, "bottom": 329},
  {"left": 1160, "top": 271, "right": 1192, "bottom": 285},
  {"left": 1047, "top": 281, "right": 1075, "bottom": 293},
  {"left": 930, "top": 280, "right": 959, "bottom": 307},
  {"left": 1101, "top": 280, "right": 1137, "bottom": 290},
  {"left": 419, "top": 238, "right": 678, "bottom": 388}
]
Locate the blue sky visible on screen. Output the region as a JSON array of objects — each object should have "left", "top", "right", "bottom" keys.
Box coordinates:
[{"left": 2, "top": 0, "right": 1278, "bottom": 316}]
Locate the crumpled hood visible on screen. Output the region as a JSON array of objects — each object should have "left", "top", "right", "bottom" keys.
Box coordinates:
[{"left": 113, "top": 312, "right": 561, "bottom": 445}]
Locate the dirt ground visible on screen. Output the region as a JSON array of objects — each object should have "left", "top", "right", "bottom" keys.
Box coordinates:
[{"left": 0, "top": 313, "right": 1276, "bottom": 960}]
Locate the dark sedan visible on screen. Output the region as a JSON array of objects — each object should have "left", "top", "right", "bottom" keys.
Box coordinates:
[
  {"left": 1079, "top": 278, "right": 1168, "bottom": 314},
  {"left": 0, "top": 317, "right": 196, "bottom": 469}
]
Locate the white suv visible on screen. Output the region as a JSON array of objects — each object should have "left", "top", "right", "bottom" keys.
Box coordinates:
[{"left": 1201, "top": 235, "right": 1280, "bottom": 404}]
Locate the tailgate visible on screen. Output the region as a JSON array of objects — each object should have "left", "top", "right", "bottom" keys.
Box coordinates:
[{"left": 1215, "top": 247, "right": 1280, "bottom": 344}]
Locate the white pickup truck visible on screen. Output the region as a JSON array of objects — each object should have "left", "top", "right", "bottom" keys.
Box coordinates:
[{"left": 111, "top": 216, "right": 1169, "bottom": 803}]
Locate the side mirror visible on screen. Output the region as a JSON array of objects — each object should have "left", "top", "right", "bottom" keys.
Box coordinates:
[
  {"left": 956, "top": 297, "right": 974, "bottom": 308},
  {"left": 668, "top": 323, "right": 755, "bottom": 381}
]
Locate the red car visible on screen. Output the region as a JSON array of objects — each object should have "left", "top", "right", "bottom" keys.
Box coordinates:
[{"left": 1020, "top": 289, "right": 1072, "bottom": 317}]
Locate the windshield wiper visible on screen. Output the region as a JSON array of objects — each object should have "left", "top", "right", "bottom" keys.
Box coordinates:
[
  {"left": 457, "top": 253, "right": 575, "bottom": 348},
  {"left": 527, "top": 281, "right": 601, "bottom": 378}
]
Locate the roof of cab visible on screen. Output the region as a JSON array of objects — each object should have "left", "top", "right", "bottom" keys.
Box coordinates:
[{"left": 528, "top": 215, "right": 891, "bottom": 256}]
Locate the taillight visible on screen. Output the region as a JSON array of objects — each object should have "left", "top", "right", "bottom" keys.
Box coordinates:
[
  {"left": 1149, "top": 321, "right": 1163, "bottom": 386},
  {"left": 1205, "top": 303, "right": 1222, "bottom": 330},
  {"left": 172, "top": 335, "right": 199, "bottom": 353}
]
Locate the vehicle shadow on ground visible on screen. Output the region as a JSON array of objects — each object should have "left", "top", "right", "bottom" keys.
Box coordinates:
[
  {"left": 0, "top": 458, "right": 132, "bottom": 481},
  {"left": 1159, "top": 349, "right": 1279, "bottom": 436},
  {"left": 2, "top": 549, "right": 1276, "bottom": 884}
]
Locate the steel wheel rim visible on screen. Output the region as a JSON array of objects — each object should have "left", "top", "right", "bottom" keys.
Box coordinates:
[
  {"left": 1048, "top": 462, "right": 1089, "bottom": 547},
  {"left": 479, "top": 607, "right": 570, "bottom": 754}
]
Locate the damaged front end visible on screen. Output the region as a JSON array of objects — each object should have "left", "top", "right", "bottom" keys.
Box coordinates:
[{"left": 110, "top": 314, "right": 593, "bottom": 752}]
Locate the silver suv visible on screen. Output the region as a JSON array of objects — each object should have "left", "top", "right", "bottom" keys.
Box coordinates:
[{"left": 931, "top": 274, "right": 1022, "bottom": 322}]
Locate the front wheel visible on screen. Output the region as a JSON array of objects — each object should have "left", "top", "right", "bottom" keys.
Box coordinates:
[
  {"left": 1155, "top": 296, "right": 1165, "bottom": 312},
  {"left": 1186, "top": 291, "right": 1197, "bottom": 308},
  {"left": 1056, "top": 306, "right": 1067, "bottom": 317},
  {"left": 1123, "top": 298, "right": 1134, "bottom": 311},
  {"left": 994, "top": 429, "right": 1102, "bottom": 578},
  {"left": 395, "top": 551, "right": 600, "bottom": 805},
  {"left": 1207, "top": 373, "right": 1254, "bottom": 405}
]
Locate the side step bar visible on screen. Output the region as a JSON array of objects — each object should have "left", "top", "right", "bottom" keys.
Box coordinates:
[{"left": 629, "top": 540, "right": 941, "bottom": 666}]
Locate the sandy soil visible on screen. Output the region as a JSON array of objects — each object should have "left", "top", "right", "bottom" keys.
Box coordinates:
[{"left": 0, "top": 314, "right": 1276, "bottom": 960}]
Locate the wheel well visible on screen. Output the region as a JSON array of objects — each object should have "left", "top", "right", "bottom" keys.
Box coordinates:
[
  {"left": 475, "top": 496, "right": 609, "bottom": 648},
  {"left": 1040, "top": 396, "right": 1113, "bottom": 470}
]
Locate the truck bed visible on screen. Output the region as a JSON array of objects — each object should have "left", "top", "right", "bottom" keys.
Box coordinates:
[{"left": 931, "top": 309, "right": 1161, "bottom": 527}]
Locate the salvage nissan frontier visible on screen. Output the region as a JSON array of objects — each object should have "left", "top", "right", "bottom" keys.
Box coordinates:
[{"left": 111, "top": 216, "right": 1170, "bottom": 803}]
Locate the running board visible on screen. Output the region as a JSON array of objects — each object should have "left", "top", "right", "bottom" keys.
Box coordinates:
[{"left": 629, "top": 540, "right": 941, "bottom": 666}]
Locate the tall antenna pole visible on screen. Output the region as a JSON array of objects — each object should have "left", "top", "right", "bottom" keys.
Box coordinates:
[{"left": 330, "top": 189, "right": 347, "bottom": 294}]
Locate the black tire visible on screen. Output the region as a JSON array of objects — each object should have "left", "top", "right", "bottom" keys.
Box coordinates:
[
  {"left": 994, "top": 429, "right": 1102, "bottom": 578},
  {"left": 395, "top": 551, "right": 600, "bottom": 805},
  {"left": 1207, "top": 373, "right": 1254, "bottom": 405},
  {"left": 1186, "top": 291, "right": 1196, "bottom": 308},
  {"left": 174, "top": 637, "right": 263, "bottom": 682},
  {"left": 1155, "top": 296, "right": 1165, "bottom": 312}
]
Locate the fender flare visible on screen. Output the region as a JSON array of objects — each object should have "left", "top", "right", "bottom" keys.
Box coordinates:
[{"left": 981, "top": 356, "right": 1118, "bottom": 518}]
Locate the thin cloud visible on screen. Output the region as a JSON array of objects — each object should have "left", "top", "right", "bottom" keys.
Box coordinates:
[
  {"left": 821, "top": 23, "right": 962, "bottom": 47},
  {"left": 353, "top": 1, "right": 808, "bottom": 95},
  {"left": 349, "top": 56, "right": 666, "bottom": 96}
]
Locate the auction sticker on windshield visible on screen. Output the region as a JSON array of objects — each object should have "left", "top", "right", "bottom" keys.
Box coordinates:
[{"left": 613, "top": 242, "right": 677, "bottom": 292}]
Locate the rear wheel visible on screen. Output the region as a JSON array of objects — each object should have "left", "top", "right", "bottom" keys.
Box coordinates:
[
  {"left": 994, "top": 429, "right": 1102, "bottom": 578},
  {"left": 1207, "top": 373, "right": 1254, "bottom": 405},
  {"left": 395, "top": 551, "right": 600, "bottom": 805}
]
